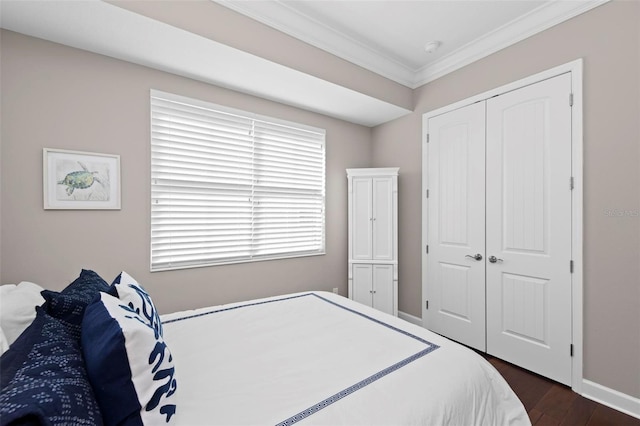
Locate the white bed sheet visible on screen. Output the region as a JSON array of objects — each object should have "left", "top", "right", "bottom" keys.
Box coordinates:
[{"left": 161, "top": 292, "right": 530, "bottom": 426}]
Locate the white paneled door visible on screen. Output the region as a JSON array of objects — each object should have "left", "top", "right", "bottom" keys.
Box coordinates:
[
  {"left": 426, "top": 73, "right": 573, "bottom": 385},
  {"left": 486, "top": 74, "right": 572, "bottom": 385},
  {"left": 426, "top": 102, "right": 487, "bottom": 352}
]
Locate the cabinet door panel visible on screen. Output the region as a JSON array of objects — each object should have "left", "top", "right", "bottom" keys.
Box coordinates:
[
  {"left": 372, "top": 178, "right": 394, "bottom": 260},
  {"left": 372, "top": 264, "right": 394, "bottom": 315},
  {"left": 352, "top": 264, "right": 373, "bottom": 307},
  {"left": 352, "top": 178, "right": 373, "bottom": 260}
]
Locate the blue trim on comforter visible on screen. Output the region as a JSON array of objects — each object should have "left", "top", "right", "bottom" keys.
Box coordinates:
[{"left": 163, "top": 293, "right": 439, "bottom": 425}]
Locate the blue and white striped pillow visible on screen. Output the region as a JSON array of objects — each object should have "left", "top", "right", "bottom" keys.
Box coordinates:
[{"left": 82, "top": 292, "right": 177, "bottom": 425}]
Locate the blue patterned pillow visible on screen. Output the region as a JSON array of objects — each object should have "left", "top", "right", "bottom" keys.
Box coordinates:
[
  {"left": 41, "top": 269, "right": 110, "bottom": 335},
  {"left": 108, "top": 271, "right": 163, "bottom": 338},
  {"left": 0, "top": 306, "right": 103, "bottom": 425},
  {"left": 82, "top": 292, "right": 177, "bottom": 425}
]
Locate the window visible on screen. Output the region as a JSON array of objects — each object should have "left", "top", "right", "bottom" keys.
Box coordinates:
[{"left": 150, "top": 90, "right": 326, "bottom": 271}]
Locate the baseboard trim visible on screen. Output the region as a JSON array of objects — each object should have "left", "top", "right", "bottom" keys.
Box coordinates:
[
  {"left": 395, "top": 313, "right": 640, "bottom": 420},
  {"left": 581, "top": 379, "right": 640, "bottom": 420},
  {"left": 398, "top": 310, "right": 422, "bottom": 326}
]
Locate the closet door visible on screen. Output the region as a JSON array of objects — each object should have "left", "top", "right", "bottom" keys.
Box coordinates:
[
  {"left": 425, "top": 102, "right": 487, "bottom": 352},
  {"left": 485, "top": 73, "right": 573, "bottom": 385}
]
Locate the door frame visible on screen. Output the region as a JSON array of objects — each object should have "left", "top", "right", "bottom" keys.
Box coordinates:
[{"left": 421, "top": 59, "right": 584, "bottom": 392}]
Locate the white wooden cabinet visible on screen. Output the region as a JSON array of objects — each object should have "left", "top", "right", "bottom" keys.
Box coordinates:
[{"left": 347, "top": 168, "right": 398, "bottom": 316}]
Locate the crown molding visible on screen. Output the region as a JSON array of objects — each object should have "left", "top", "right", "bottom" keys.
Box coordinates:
[
  {"left": 0, "top": 0, "right": 411, "bottom": 127},
  {"left": 216, "top": 0, "right": 417, "bottom": 87},
  {"left": 217, "top": 0, "right": 609, "bottom": 89},
  {"left": 413, "top": 0, "right": 610, "bottom": 87}
]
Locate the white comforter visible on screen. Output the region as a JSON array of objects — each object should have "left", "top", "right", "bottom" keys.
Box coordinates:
[{"left": 161, "top": 292, "right": 529, "bottom": 426}]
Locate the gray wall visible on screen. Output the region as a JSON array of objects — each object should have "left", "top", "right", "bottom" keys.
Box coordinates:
[
  {"left": 2, "top": 0, "right": 639, "bottom": 402},
  {"left": 0, "top": 30, "right": 372, "bottom": 314},
  {"left": 372, "top": 0, "right": 640, "bottom": 399}
]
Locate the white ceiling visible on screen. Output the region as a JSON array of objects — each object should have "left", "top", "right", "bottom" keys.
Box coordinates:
[
  {"left": 218, "top": 0, "right": 608, "bottom": 87},
  {"left": 274, "top": 0, "right": 544, "bottom": 70},
  {"left": 1, "top": 0, "right": 607, "bottom": 127}
]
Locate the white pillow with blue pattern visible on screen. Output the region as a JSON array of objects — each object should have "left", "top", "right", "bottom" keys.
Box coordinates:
[
  {"left": 82, "top": 292, "right": 177, "bottom": 425},
  {"left": 108, "top": 271, "right": 163, "bottom": 338}
]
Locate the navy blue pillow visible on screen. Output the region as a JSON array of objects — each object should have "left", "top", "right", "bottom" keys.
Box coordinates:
[
  {"left": 41, "top": 269, "right": 109, "bottom": 336},
  {"left": 83, "top": 293, "right": 177, "bottom": 426},
  {"left": 60, "top": 269, "right": 110, "bottom": 300},
  {"left": 0, "top": 306, "right": 103, "bottom": 425}
]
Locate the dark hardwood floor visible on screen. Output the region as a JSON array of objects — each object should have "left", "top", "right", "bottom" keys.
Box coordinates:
[{"left": 480, "top": 354, "right": 640, "bottom": 425}]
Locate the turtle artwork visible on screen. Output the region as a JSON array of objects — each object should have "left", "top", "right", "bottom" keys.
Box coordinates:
[{"left": 57, "top": 161, "right": 105, "bottom": 196}]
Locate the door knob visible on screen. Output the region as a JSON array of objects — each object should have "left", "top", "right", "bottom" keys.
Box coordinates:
[
  {"left": 488, "top": 256, "right": 503, "bottom": 263},
  {"left": 465, "top": 254, "right": 483, "bottom": 261}
]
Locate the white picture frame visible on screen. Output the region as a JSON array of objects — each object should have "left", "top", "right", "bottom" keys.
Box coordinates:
[{"left": 43, "top": 148, "right": 121, "bottom": 210}]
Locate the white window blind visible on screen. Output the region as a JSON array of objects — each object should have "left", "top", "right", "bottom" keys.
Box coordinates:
[{"left": 150, "top": 90, "right": 326, "bottom": 271}]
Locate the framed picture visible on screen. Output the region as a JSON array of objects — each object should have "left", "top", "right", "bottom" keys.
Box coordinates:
[{"left": 43, "top": 148, "right": 121, "bottom": 210}]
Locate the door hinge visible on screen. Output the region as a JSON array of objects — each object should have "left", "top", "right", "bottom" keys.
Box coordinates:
[
  {"left": 426, "top": 189, "right": 430, "bottom": 198},
  {"left": 426, "top": 300, "right": 429, "bottom": 310},
  {"left": 569, "top": 93, "right": 574, "bottom": 107},
  {"left": 570, "top": 344, "right": 574, "bottom": 357},
  {"left": 426, "top": 133, "right": 430, "bottom": 143},
  {"left": 426, "top": 245, "right": 429, "bottom": 254},
  {"left": 570, "top": 176, "right": 574, "bottom": 190},
  {"left": 570, "top": 260, "right": 574, "bottom": 273}
]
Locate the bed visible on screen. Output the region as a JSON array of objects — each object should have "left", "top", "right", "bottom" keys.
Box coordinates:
[{"left": 0, "top": 270, "right": 530, "bottom": 425}]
